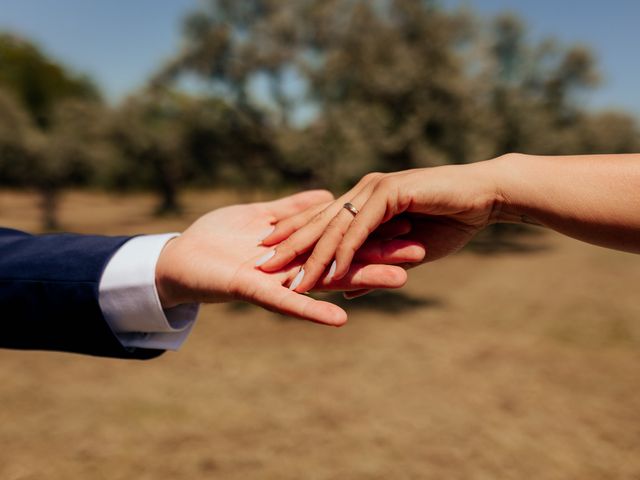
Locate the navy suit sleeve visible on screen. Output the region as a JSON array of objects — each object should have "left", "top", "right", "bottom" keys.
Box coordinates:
[{"left": 0, "top": 227, "right": 163, "bottom": 359}]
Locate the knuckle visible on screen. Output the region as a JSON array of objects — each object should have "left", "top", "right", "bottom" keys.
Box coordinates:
[
  {"left": 308, "top": 189, "right": 334, "bottom": 203},
  {"left": 276, "top": 244, "right": 294, "bottom": 259},
  {"left": 277, "top": 239, "right": 300, "bottom": 258},
  {"left": 376, "top": 175, "right": 395, "bottom": 191},
  {"left": 309, "top": 210, "right": 327, "bottom": 226},
  {"left": 337, "top": 241, "right": 358, "bottom": 259},
  {"left": 306, "top": 250, "right": 330, "bottom": 271},
  {"left": 363, "top": 171, "right": 383, "bottom": 182},
  {"left": 276, "top": 219, "right": 295, "bottom": 234},
  {"left": 324, "top": 217, "right": 346, "bottom": 237},
  {"left": 350, "top": 216, "right": 371, "bottom": 237},
  {"left": 327, "top": 214, "right": 344, "bottom": 230}
]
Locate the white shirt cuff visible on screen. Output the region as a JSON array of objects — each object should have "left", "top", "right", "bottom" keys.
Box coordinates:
[{"left": 98, "top": 233, "right": 200, "bottom": 351}]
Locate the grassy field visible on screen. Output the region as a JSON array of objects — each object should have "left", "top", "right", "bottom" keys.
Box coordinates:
[{"left": 1, "top": 190, "right": 639, "bottom": 480}]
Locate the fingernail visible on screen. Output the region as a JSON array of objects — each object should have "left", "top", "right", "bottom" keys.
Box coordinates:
[
  {"left": 255, "top": 249, "right": 276, "bottom": 267},
  {"left": 289, "top": 268, "right": 305, "bottom": 291},
  {"left": 258, "top": 225, "right": 275, "bottom": 243},
  {"left": 327, "top": 260, "right": 337, "bottom": 281}
]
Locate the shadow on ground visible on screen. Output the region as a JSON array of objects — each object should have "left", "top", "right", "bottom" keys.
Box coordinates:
[
  {"left": 227, "top": 290, "right": 442, "bottom": 316},
  {"left": 326, "top": 290, "right": 442, "bottom": 313}
]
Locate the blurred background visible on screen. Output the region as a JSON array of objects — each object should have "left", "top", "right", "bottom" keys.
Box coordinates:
[{"left": 1, "top": 1, "right": 639, "bottom": 478}]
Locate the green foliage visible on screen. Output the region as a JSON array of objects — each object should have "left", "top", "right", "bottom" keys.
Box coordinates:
[
  {"left": 108, "top": 89, "right": 193, "bottom": 213},
  {"left": 0, "top": 33, "right": 99, "bottom": 129},
  {"left": 157, "top": 0, "right": 639, "bottom": 192},
  {"left": 0, "top": 34, "right": 104, "bottom": 229},
  {"left": 0, "top": 88, "right": 39, "bottom": 185},
  {"left": 1, "top": 1, "right": 639, "bottom": 227}
]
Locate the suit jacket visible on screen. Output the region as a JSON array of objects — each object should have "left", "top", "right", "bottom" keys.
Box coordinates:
[{"left": 0, "top": 227, "right": 163, "bottom": 359}]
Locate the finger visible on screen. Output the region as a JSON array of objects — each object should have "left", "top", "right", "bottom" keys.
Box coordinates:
[
  {"left": 252, "top": 283, "right": 347, "bottom": 326},
  {"left": 265, "top": 190, "right": 334, "bottom": 221},
  {"left": 343, "top": 289, "right": 373, "bottom": 300},
  {"left": 354, "top": 238, "right": 426, "bottom": 264},
  {"left": 317, "top": 263, "right": 407, "bottom": 291},
  {"left": 334, "top": 188, "right": 396, "bottom": 281},
  {"left": 371, "top": 218, "right": 411, "bottom": 239},
  {"left": 396, "top": 217, "right": 474, "bottom": 263},
  {"left": 293, "top": 184, "right": 377, "bottom": 292},
  {"left": 261, "top": 202, "right": 330, "bottom": 246},
  {"left": 256, "top": 206, "right": 342, "bottom": 273},
  {"left": 258, "top": 174, "right": 381, "bottom": 273}
]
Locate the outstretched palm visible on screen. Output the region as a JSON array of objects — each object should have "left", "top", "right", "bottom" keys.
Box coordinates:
[{"left": 156, "top": 191, "right": 417, "bottom": 326}]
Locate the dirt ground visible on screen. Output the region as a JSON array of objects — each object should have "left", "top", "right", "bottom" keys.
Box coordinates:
[{"left": 0, "top": 190, "right": 639, "bottom": 480}]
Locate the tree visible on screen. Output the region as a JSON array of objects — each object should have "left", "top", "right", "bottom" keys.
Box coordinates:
[
  {"left": 155, "top": 0, "right": 480, "bottom": 189},
  {"left": 0, "top": 33, "right": 103, "bottom": 230},
  {"left": 35, "top": 100, "right": 112, "bottom": 229},
  {"left": 0, "top": 88, "right": 38, "bottom": 189},
  {"left": 305, "top": 0, "right": 476, "bottom": 169},
  {"left": 484, "top": 14, "right": 603, "bottom": 157},
  {"left": 180, "top": 97, "right": 285, "bottom": 192},
  {"left": 160, "top": 1, "right": 639, "bottom": 191},
  {"left": 155, "top": 0, "right": 319, "bottom": 187},
  {"left": 0, "top": 33, "right": 99, "bottom": 128},
  {"left": 109, "top": 89, "right": 193, "bottom": 215}
]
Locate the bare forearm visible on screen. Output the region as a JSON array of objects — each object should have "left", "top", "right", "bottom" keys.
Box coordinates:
[{"left": 492, "top": 153, "right": 640, "bottom": 253}]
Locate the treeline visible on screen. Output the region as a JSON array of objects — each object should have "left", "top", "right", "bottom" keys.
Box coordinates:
[{"left": 1, "top": 0, "right": 639, "bottom": 230}]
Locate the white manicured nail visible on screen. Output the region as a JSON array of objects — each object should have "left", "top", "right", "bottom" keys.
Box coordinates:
[
  {"left": 327, "top": 260, "right": 337, "bottom": 281},
  {"left": 258, "top": 225, "right": 275, "bottom": 243},
  {"left": 255, "top": 249, "right": 276, "bottom": 267},
  {"left": 289, "top": 268, "right": 305, "bottom": 291}
]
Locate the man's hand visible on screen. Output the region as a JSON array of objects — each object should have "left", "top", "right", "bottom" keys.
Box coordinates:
[{"left": 155, "top": 190, "right": 425, "bottom": 326}]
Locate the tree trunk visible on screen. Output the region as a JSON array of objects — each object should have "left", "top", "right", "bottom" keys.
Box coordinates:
[
  {"left": 154, "top": 167, "right": 182, "bottom": 216},
  {"left": 155, "top": 183, "right": 181, "bottom": 216},
  {"left": 152, "top": 154, "right": 182, "bottom": 216},
  {"left": 39, "top": 186, "right": 60, "bottom": 231}
]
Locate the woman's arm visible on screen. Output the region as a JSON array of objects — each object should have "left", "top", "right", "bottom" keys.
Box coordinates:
[
  {"left": 495, "top": 153, "right": 640, "bottom": 253},
  {"left": 258, "top": 153, "right": 640, "bottom": 292}
]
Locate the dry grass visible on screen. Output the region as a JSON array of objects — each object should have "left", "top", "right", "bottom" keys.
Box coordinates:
[{"left": 0, "top": 190, "right": 639, "bottom": 480}]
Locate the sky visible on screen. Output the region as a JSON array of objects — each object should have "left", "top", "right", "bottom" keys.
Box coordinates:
[
  {"left": 447, "top": 0, "right": 640, "bottom": 116},
  {"left": 1, "top": 0, "right": 639, "bottom": 116}
]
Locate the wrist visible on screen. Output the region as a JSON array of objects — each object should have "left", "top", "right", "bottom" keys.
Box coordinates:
[
  {"left": 485, "top": 153, "right": 540, "bottom": 225},
  {"left": 155, "top": 237, "right": 182, "bottom": 309}
]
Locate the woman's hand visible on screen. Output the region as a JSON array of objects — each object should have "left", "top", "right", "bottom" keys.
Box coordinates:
[
  {"left": 257, "top": 161, "right": 502, "bottom": 293},
  {"left": 155, "top": 190, "right": 426, "bottom": 326}
]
